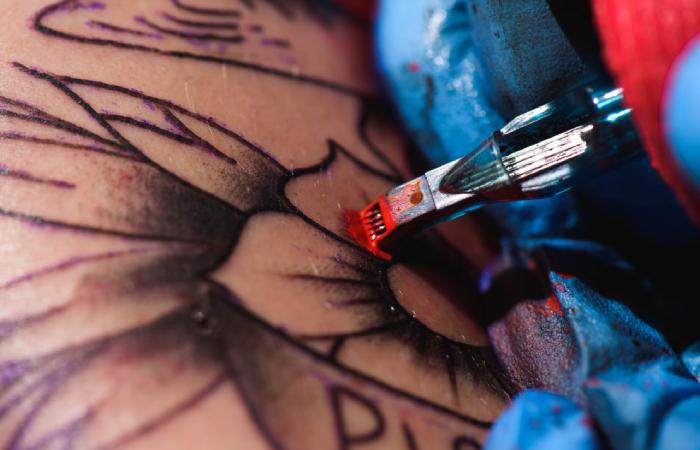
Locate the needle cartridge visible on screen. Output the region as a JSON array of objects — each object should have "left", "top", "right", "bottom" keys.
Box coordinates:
[{"left": 346, "top": 84, "right": 644, "bottom": 260}]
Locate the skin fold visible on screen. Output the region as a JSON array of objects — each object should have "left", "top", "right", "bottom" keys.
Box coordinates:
[{"left": 0, "top": 1, "right": 514, "bottom": 448}]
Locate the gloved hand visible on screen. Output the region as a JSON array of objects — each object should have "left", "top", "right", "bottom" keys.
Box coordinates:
[
  {"left": 665, "top": 37, "right": 700, "bottom": 197},
  {"left": 484, "top": 269, "right": 700, "bottom": 450},
  {"left": 486, "top": 376, "right": 700, "bottom": 450},
  {"left": 477, "top": 234, "right": 700, "bottom": 450}
]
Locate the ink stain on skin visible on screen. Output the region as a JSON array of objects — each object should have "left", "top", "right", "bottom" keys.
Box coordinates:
[{"left": 0, "top": 1, "right": 514, "bottom": 448}]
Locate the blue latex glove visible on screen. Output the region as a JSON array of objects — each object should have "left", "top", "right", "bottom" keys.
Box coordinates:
[
  {"left": 666, "top": 36, "right": 700, "bottom": 196},
  {"left": 484, "top": 391, "right": 601, "bottom": 450},
  {"left": 484, "top": 266, "right": 700, "bottom": 450}
]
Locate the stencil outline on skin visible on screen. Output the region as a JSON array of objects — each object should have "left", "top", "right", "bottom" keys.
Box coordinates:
[
  {"left": 0, "top": 61, "right": 508, "bottom": 446},
  {"left": 34, "top": 0, "right": 374, "bottom": 96},
  {"left": 33, "top": 0, "right": 398, "bottom": 179},
  {"left": 33, "top": 0, "right": 403, "bottom": 180},
  {"left": 8, "top": 55, "right": 507, "bottom": 399},
  {"left": 0, "top": 70, "right": 490, "bottom": 446},
  {"left": 0, "top": 1, "right": 511, "bottom": 448}
]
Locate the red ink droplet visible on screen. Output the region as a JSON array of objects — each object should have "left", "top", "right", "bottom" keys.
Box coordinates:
[{"left": 544, "top": 294, "right": 564, "bottom": 318}]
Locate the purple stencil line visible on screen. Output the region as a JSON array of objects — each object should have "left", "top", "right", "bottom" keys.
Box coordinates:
[
  {"left": 134, "top": 15, "right": 245, "bottom": 43},
  {"left": 0, "top": 359, "right": 33, "bottom": 386},
  {"left": 94, "top": 373, "right": 228, "bottom": 450},
  {"left": 160, "top": 108, "right": 239, "bottom": 166},
  {"left": 0, "top": 164, "right": 75, "bottom": 189},
  {"left": 87, "top": 20, "right": 163, "bottom": 40},
  {"left": 56, "top": 0, "right": 106, "bottom": 12},
  {"left": 160, "top": 11, "right": 240, "bottom": 30},
  {"left": 1, "top": 344, "right": 105, "bottom": 449},
  {"left": 171, "top": 0, "right": 241, "bottom": 18},
  {"left": 260, "top": 37, "right": 291, "bottom": 49},
  {"left": 0, "top": 132, "right": 140, "bottom": 162},
  {"left": 21, "top": 408, "right": 93, "bottom": 450},
  {"left": 0, "top": 246, "right": 169, "bottom": 291}
]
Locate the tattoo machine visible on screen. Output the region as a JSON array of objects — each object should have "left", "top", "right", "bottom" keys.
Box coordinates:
[
  {"left": 347, "top": 0, "right": 700, "bottom": 260},
  {"left": 346, "top": 84, "right": 642, "bottom": 259}
]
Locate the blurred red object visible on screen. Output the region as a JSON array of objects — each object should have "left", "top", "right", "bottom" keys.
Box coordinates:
[
  {"left": 332, "top": 0, "right": 375, "bottom": 21},
  {"left": 592, "top": 0, "right": 700, "bottom": 223}
]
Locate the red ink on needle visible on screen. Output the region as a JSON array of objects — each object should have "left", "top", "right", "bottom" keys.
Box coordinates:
[{"left": 343, "top": 198, "right": 396, "bottom": 261}]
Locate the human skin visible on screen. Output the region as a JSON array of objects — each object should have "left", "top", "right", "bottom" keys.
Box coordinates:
[{"left": 0, "top": 1, "right": 512, "bottom": 449}]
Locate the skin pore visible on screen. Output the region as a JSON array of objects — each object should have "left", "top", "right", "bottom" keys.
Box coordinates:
[{"left": 0, "top": 1, "right": 512, "bottom": 449}]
